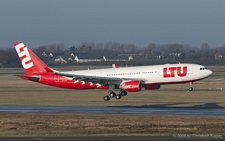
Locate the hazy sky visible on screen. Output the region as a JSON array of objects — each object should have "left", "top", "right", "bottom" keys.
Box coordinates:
[{"left": 1, "top": 0, "right": 225, "bottom": 48}]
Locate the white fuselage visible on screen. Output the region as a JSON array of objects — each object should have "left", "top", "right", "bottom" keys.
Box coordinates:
[{"left": 60, "top": 63, "right": 213, "bottom": 85}]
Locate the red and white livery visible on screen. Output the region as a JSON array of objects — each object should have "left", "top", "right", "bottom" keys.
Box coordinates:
[{"left": 14, "top": 42, "right": 213, "bottom": 101}]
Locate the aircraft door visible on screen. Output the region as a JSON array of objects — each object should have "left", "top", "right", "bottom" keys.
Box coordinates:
[
  {"left": 54, "top": 75, "right": 66, "bottom": 82},
  {"left": 158, "top": 68, "right": 162, "bottom": 76},
  {"left": 188, "top": 67, "right": 193, "bottom": 74},
  {"left": 54, "top": 75, "right": 59, "bottom": 82}
]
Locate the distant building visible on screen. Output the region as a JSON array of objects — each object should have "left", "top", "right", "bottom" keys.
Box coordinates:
[
  {"left": 103, "top": 56, "right": 131, "bottom": 61},
  {"left": 214, "top": 53, "right": 223, "bottom": 60},
  {"left": 128, "top": 56, "right": 133, "bottom": 61},
  {"left": 169, "top": 53, "right": 181, "bottom": 57},
  {"left": 49, "top": 53, "right": 53, "bottom": 57},
  {"left": 42, "top": 52, "right": 47, "bottom": 57},
  {"left": 43, "top": 51, "right": 133, "bottom": 64},
  {"left": 74, "top": 56, "right": 102, "bottom": 63},
  {"left": 54, "top": 56, "right": 67, "bottom": 63}
]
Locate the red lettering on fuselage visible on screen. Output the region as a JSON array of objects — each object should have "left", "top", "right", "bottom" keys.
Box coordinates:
[{"left": 163, "top": 66, "right": 187, "bottom": 78}]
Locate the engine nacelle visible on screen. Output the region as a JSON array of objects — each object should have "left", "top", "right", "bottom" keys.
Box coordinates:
[
  {"left": 144, "top": 84, "right": 160, "bottom": 90},
  {"left": 120, "top": 80, "right": 142, "bottom": 92}
]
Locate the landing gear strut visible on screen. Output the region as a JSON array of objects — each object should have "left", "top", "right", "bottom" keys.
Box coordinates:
[
  {"left": 189, "top": 82, "right": 193, "bottom": 91},
  {"left": 103, "top": 90, "right": 127, "bottom": 101}
]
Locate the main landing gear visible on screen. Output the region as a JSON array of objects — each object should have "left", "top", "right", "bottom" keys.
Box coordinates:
[
  {"left": 103, "top": 90, "right": 127, "bottom": 101},
  {"left": 189, "top": 81, "right": 193, "bottom": 91}
]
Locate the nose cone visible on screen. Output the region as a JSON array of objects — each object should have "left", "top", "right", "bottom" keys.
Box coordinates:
[{"left": 207, "top": 69, "right": 213, "bottom": 77}]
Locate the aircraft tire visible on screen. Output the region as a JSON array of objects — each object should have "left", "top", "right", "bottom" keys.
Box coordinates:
[
  {"left": 189, "top": 87, "right": 193, "bottom": 91},
  {"left": 104, "top": 96, "right": 110, "bottom": 101},
  {"left": 120, "top": 91, "right": 127, "bottom": 96},
  {"left": 115, "top": 94, "right": 121, "bottom": 100},
  {"left": 109, "top": 91, "right": 116, "bottom": 97}
]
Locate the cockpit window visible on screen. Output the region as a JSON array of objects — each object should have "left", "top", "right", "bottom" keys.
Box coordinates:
[{"left": 200, "top": 67, "right": 208, "bottom": 70}]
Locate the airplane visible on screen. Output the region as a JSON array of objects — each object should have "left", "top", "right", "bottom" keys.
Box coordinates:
[{"left": 14, "top": 42, "right": 213, "bottom": 101}]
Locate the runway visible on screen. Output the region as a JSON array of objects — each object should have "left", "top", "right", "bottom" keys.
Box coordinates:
[{"left": 0, "top": 106, "right": 225, "bottom": 116}]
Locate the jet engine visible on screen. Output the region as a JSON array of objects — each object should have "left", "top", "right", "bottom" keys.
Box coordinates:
[
  {"left": 120, "top": 80, "right": 142, "bottom": 92},
  {"left": 144, "top": 84, "right": 160, "bottom": 90}
]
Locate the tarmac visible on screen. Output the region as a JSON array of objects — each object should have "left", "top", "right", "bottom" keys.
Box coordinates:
[{"left": 0, "top": 105, "right": 225, "bottom": 116}]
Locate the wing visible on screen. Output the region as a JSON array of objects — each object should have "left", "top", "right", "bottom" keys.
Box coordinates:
[{"left": 55, "top": 72, "right": 146, "bottom": 85}]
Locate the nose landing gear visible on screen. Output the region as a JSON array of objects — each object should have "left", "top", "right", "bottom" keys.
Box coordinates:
[
  {"left": 189, "top": 87, "right": 193, "bottom": 91},
  {"left": 189, "top": 81, "right": 193, "bottom": 91}
]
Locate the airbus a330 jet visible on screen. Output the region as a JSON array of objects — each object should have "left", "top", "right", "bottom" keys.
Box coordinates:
[{"left": 14, "top": 42, "right": 213, "bottom": 101}]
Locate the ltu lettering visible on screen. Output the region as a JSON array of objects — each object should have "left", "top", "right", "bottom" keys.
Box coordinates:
[
  {"left": 15, "top": 43, "right": 34, "bottom": 69},
  {"left": 163, "top": 66, "right": 187, "bottom": 78}
]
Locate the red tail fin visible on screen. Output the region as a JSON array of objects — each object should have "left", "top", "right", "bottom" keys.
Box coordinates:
[{"left": 14, "top": 42, "right": 54, "bottom": 75}]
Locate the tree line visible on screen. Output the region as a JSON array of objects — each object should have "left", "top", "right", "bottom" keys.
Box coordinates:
[{"left": 1, "top": 42, "right": 225, "bottom": 67}]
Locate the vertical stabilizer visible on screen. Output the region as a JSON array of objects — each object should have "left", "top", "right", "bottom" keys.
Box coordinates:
[{"left": 14, "top": 42, "right": 54, "bottom": 75}]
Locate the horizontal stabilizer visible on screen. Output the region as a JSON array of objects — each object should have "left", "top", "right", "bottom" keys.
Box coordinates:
[{"left": 20, "top": 75, "right": 40, "bottom": 82}]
